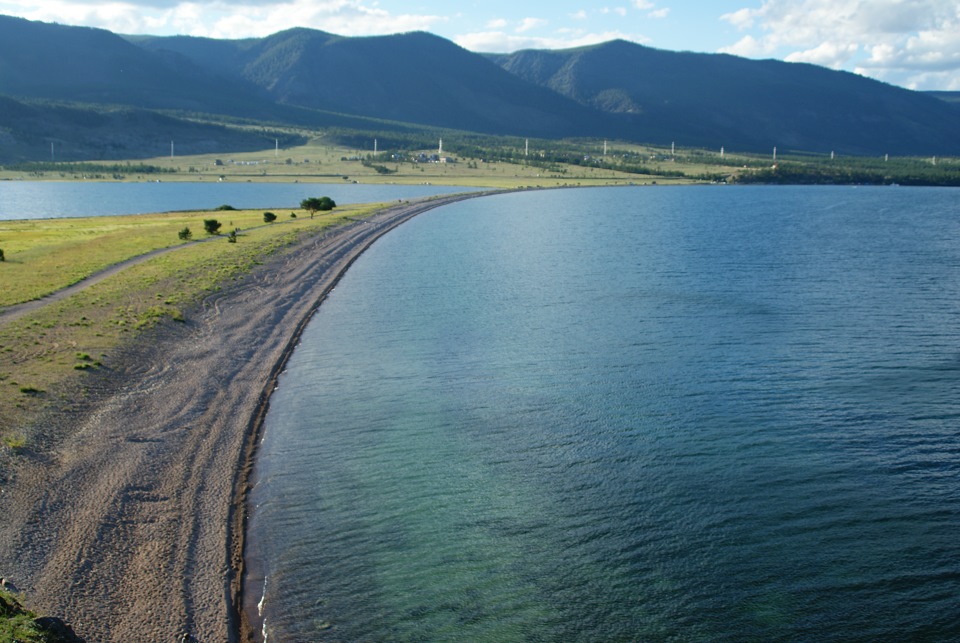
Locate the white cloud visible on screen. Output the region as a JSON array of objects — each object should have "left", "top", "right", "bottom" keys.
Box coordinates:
[
  {"left": 632, "top": 0, "right": 666, "bottom": 18},
  {"left": 570, "top": 10, "right": 587, "bottom": 20},
  {"left": 600, "top": 7, "right": 627, "bottom": 17},
  {"left": 720, "top": 0, "right": 960, "bottom": 89},
  {"left": 0, "top": 0, "right": 445, "bottom": 37},
  {"left": 455, "top": 29, "right": 649, "bottom": 53},
  {"left": 487, "top": 17, "right": 508, "bottom": 29},
  {"left": 785, "top": 41, "right": 859, "bottom": 68},
  {"left": 516, "top": 17, "right": 546, "bottom": 33}
]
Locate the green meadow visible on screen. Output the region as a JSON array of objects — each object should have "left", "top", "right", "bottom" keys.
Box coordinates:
[{"left": 0, "top": 201, "right": 381, "bottom": 445}]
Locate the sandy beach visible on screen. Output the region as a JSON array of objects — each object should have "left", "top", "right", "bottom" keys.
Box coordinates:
[{"left": 0, "top": 191, "right": 490, "bottom": 642}]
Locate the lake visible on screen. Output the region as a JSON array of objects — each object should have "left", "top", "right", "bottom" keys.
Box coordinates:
[
  {"left": 245, "top": 185, "right": 960, "bottom": 641},
  {"left": 8, "top": 179, "right": 956, "bottom": 637},
  {"left": 0, "top": 181, "right": 479, "bottom": 219}
]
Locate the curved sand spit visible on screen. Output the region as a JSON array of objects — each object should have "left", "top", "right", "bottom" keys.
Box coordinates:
[{"left": 0, "top": 191, "right": 492, "bottom": 642}]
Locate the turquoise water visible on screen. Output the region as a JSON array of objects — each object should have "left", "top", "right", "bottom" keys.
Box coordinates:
[
  {"left": 0, "top": 182, "right": 478, "bottom": 219},
  {"left": 246, "top": 186, "right": 960, "bottom": 641}
]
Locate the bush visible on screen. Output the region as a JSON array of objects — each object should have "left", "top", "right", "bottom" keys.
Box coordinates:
[
  {"left": 0, "top": 248, "right": 4, "bottom": 261},
  {"left": 263, "top": 211, "right": 277, "bottom": 223},
  {"left": 227, "top": 230, "right": 237, "bottom": 243},
  {"left": 203, "top": 219, "right": 222, "bottom": 235},
  {"left": 178, "top": 227, "right": 192, "bottom": 240},
  {"left": 215, "top": 204, "right": 237, "bottom": 211}
]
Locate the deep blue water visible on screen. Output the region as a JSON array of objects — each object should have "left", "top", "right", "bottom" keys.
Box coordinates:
[
  {"left": 0, "top": 181, "right": 478, "bottom": 219},
  {"left": 246, "top": 185, "right": 960, "bottom": 641}
]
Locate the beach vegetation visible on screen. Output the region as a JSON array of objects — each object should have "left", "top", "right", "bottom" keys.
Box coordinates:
[
  {"left": 263, "top": 211, "right": 277, "bottom": 223},
  {"left": 0, "top": 202, "right": 373, "bottom": 433},
  {"left": 1, "top": 585, "right": 80, "bottom": 642},
  {"left": 178, "top": 227, "right": 192, "bottom": 240},
  {"left": 203, "top": 219, "right": 222, "bottom": 235},
  {"left": 2, "top": 432, "right": 26, "bottom": 450}
]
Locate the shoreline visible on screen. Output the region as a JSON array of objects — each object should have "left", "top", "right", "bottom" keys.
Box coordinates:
[
  {"left": 0, "top": 190, "right": 497, "bottom": 642},
  {"left": 226, "top": 192, "right": 499, "bottom": 640}
]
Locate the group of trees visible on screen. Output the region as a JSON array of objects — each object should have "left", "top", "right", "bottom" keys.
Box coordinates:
[{"left": 175, "top": 197, "right": 337, "bottom": 242}]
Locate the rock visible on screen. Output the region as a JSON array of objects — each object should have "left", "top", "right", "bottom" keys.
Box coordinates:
[{"left": 34, "top": 615, "right": 86, "bottom": 642}]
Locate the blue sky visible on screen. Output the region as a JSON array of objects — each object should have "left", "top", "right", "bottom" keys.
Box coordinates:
[{"left": 2, "top": 0, "right": 959, "bottom": 90}]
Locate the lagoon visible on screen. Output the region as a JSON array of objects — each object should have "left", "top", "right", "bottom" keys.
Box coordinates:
[
  {"left": 246, "top": 185, "right": 960, "bottom": 641},
  {"left": 0, "top": 181, "right": 479, "bottom": 220}
]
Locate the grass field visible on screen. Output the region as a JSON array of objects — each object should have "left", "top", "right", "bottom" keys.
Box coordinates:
[
  {"left": 0, "top": 208, "right": 307, "bottom": 307},
  {"left": 0, "top": 136, "right": 721, "bottom": 187},
  {"left": 0, "top": 201, "right": 382, "bottom": 445}
]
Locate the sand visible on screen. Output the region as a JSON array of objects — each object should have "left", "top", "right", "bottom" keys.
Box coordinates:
[{"left": 0, "top": 192, "right": 491, "bottom": 642}]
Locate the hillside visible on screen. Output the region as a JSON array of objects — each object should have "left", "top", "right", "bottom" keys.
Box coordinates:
[
  {"left": 488, "top": 40, "right": 960, "bottom": 155},
  {"left": 135, "top": 29, "right": 607, "bottom": 138},
  {"left": 2, "top": 14, "right": 960, "bottom": 159},
  {"left": 0, "top": 95, "right": 303, "bottom": 163}
]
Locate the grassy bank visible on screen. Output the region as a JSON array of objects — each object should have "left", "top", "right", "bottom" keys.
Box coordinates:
[
  {"left": 1, "top": 586, "right": 78, "bottom": 642},
  {"left": 0, "top": 201, "right": 383, "bottom": 448}
]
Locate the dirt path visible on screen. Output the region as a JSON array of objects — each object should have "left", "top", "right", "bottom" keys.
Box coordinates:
[
  {"left": 0, "top": 191, "right": 493, "bottom": 642},
  {"left": 0, "top": 219, "right": 280, "bottom": 325}
]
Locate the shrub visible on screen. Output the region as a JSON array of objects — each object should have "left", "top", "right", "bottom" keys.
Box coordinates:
[
  {"left": 178, "top": 226, "right": 192, "bottom": 240},
  {"left": 215, "top": 204, "right": 237, "bottom": 211},
  {"left": 0, "top": 247, "right": 4, "bottom": 261},
  {"left": 203, "top": 219, "right": 222, "bottom": 235},
  {"left": 3, "top": 432, "right": 26, "bottom": 450},
  {"left": 263, "top": 211, "right": 277, "bottom": 223},
  {"left": 227, "top": 230, "right": 237, "bottom": 243}
]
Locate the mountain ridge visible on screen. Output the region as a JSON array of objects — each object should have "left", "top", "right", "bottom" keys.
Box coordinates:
[{"left": 2, "top": 14, "right": 959, "bottom": 160}]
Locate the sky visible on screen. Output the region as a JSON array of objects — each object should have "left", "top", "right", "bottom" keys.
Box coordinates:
[{"left": 2, "top": 0, "right": 959, "bottom": 90}]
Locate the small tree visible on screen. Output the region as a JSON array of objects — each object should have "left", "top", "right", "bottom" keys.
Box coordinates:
[
  {"left": 0, "top": 248, "right": 5, "bottom": 262},
  {"left": 227, "top": 230, "right": 237, "bottom": 243},
  {"left": 203, "top": 219, "right": 222, "bottom": 235},
  {"left": 178, "top": 227, "right": 192, "bottom": 240},
  {"left": 300, "top": 196, "right": 336, "bottom": 219},
  {"left": 263, "top": 211, "right": 277, "bottom": 223}
]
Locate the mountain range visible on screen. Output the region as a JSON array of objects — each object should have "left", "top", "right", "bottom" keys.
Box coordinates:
[{"left": 1, "top": 14, "right": 959, "bottom": 163}]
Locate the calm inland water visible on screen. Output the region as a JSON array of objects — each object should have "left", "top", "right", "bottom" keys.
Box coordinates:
[{"left": 246, "top": 185, "right": 960, "bottom": 641}]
